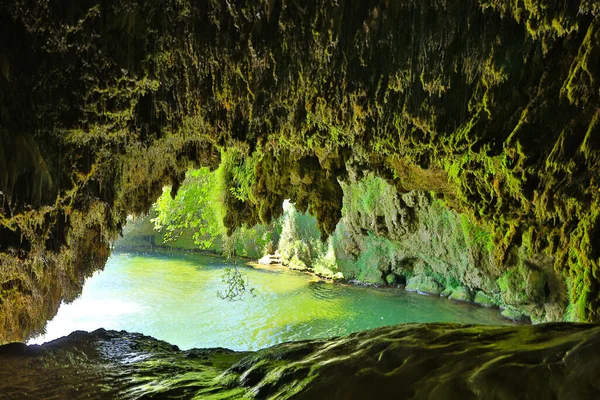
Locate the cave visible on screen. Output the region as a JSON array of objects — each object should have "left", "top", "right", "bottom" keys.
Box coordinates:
[{"left": 1, "top": 0, "right": 600, "bottom": 398}]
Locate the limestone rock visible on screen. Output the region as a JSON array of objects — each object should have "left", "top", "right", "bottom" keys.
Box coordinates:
[
  {"left": 1, "top": 324, "right": 599, "bottom": 398},
  {"left": 1, "top": 0, "right": 600, "bottom": 342},
  {"left": 448, "top": 286, "right": 472, "bottom": 302},
  {"left": 474, "top": 291, "right": 498, "bottom": 308},
  {"left": 406, "top": 275, "right": 443, "bottom": 295}
]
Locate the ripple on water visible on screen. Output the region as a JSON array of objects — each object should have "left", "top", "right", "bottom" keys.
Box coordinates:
[{"left": 307, "top": 281, "right": 340, "bottom": 300}]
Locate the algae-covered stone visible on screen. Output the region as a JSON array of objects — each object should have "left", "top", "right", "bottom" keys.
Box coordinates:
[
  {"left": 3, "top": 325, "right": 600, "bottom": 399},
  {"left": 406, "top": 275, "right": 442, "bottom": 295},
  {"left": 448, "top": 286, "right": 471, "bottom": 302},
  {"left": 440, "top": 287, "right": 453, "bottom": 297},
  {"left": 498, "top": 264, "right": 548, "bottom": 306},
  {"left": 385, "top": 273, "right": 399, "bottom": 285},
  {"left": 501, "top": 307, "right": 529, "bottom": 322},
  {"left": 474, "top": 291, "right": 497, "bottom": 308}
]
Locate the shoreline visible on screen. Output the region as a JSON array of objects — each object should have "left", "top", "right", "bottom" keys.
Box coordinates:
[{"left": 247, "top": 259, "right": 529, "bottom": 325}]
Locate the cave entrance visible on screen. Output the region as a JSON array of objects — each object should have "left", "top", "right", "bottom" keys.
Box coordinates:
[{"left": 28, "top": 168, "right": 511, "bottom": 349}]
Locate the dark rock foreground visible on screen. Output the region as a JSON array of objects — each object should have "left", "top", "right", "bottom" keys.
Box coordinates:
[{"left": 1, "top": 323, "right": 599, "bottom": 399}]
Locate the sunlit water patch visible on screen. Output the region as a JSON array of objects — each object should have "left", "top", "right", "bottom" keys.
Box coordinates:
[{"left": 30, "top": 252, "right": 511, "bottom": 350}]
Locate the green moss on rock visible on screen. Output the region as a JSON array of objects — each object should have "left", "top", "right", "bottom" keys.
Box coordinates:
[
  {"left": 501, "top": 307, "right": 529, "bottom": 322},
  {"left": 385, "top": 273, "right": 399, "bottom": 285},
  {"left": 2, "top": 324, "right": 600, "bottom": 398},
  {"left": 448, "top": 286, "right": 472, "bottom": 302},
  {"left": 1, "top": 0, "right": 600, "bottom": 341},
  {"left": 474, "top": 291, "right": 498, "bottom": 308},
  {"left": 406, "top": 275, "right": 443, "bottom": 295}
]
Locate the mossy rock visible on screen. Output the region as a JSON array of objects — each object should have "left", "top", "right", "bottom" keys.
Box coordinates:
[
  {"left": 440, "top": 287, "right": 453, "bottom": 297},
  {"left": 501, "top": 307, "right": 529, "bottom": 323},
  {"left": 313, "top": 267, "right": 344, "bottom": 281},
  {"left": 385, "top": 273, "right": 399, "bottom": 285},
  {"left": 474, "top": 291, "right": 498, "bottom": 308},
  {"left": 498, "top": 265, "right": 547, "bottom": 306},
  {"left": 406, "top": 275, "right": 443, "bottom": 295},
  {"left": 356, "top": 264, "right": 386, "bottom": 285},
  {"left": 448, "top": 286, "right": 472, "bottom": 302},
  {"left": 3, "top": 324, "right": 600, "bottom": 398}
]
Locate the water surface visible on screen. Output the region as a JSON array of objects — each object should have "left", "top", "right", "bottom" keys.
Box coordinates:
[{"left": 31, "top": 252, "right": 510, "bottom": 350}]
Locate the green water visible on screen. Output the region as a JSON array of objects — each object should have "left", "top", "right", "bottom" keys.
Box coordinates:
[{"left": 31, "top": 252, "right": 511, "bottom": 350}]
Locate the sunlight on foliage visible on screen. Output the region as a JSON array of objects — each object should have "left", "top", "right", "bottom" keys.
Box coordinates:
[{"left": 152, "top": 167, "right": 226, "bottom": 249}]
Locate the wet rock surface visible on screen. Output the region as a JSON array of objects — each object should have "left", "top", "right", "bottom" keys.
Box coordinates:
[
  {"left": 0, "top": 329, "right": 248, "bottom": 399},
  {"left": 1, "top": 323, "right": 599, "bottom": 399}
]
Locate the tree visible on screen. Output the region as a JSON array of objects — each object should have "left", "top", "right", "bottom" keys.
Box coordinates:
[{"left": 152, "top": 167, "right": 226, "bottom": 250}]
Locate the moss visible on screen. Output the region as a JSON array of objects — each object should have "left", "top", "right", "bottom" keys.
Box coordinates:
[
  {"left": 385, "top": 273, "right": 399, "bottom": 285},
  {"left": 460, "top": 214, "right": 494, "bottom": 254},
  {"left": 406, "top": 275, "right": 443, "bottom": 296},
  {"left": 335, "top": 173, "right": 565, "bottom": 321},
  {"left": 448, "top": 286, "right": 472, "bottom": 302},
  {"left": 501, "top": 307, "right": 529, "bottom": 322},
  {"left": 474, "top": 291, "right": 498, "bottom": 308},
  {"left": 312, "top": 238, "right": 342, "bottom": 279},
  {"left": 1, "top": 0, "right": 600, "bottom": 341},
  {"left": 560, "top": 18, "right": 599, "bottom": 106},
  {"left": 5, "top": 324, "right": 600, "bottom": 398}
]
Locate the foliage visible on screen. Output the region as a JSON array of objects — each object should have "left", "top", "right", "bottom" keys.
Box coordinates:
[
  {"left": 148, "top": 161, "right": 281, "bottom": 301},
  {"left": 276, "top": 201, "right": 344, "bottom": 278},
  {"left": 220, "top": 148, "right": 261, "bottom": 204},
  {"left": 312, "top": 238, "right": 341, "bottom": 279},
  {"left": 216, "top": 267, "right": 256, "bottom": 301},
  {"left": 152, "top": 167, "right": 226, "bottom": 250},
  {"left": 150, "top": 161, "right": 279, "bottom": 259},
  {"left": 222, "top": 223, "right": 278, "bottom": 259}
]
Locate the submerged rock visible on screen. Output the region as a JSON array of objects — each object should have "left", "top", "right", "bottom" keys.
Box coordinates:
[
  {"left": 2, "top": 324, "right": 599, "bottom": 399},
  {"left": 258, "top": 254, "right": 283, "bottom": 266}
]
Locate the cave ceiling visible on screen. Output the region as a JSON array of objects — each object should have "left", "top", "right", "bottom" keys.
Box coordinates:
[{"left": 0, "top": 0, "right": 599, "bottom": 341}]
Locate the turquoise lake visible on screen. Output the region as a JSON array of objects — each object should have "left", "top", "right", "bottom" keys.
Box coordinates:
[{"left": 30, "top": 252, "right": 511, "bottom": 351}]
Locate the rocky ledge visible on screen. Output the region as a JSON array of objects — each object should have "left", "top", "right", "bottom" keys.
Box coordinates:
[{"left": 1, "top": 323, "right": 599, "bottom": 399}]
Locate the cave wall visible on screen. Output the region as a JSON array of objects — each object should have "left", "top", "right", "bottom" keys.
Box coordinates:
[
  {"left": 0, "top": 0, "right": 599, "bottom": 341},
  {"left": 335, "top": 172, "right": 566, "bottom": 322}
]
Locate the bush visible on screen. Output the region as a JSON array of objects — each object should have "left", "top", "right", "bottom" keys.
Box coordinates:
[{"left": 150, "top": 161, "right": 280, "bottom": 259}]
